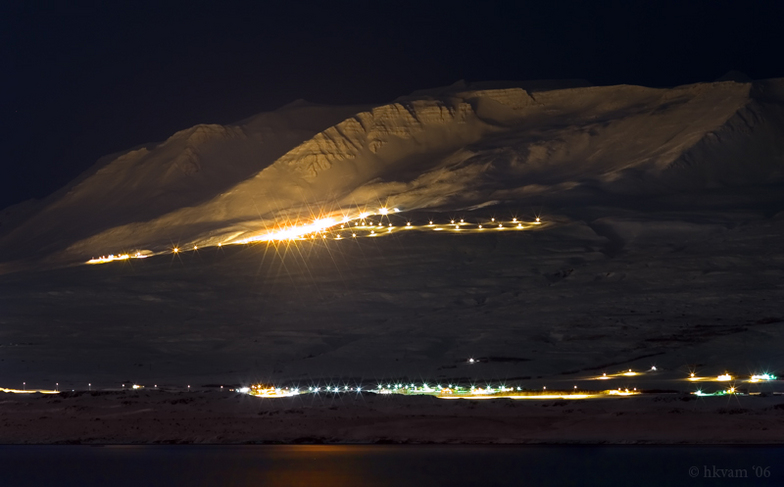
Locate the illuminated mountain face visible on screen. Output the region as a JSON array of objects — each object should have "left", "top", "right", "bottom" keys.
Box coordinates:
[{"left": 1, "top": 79, "right": 783, "bottom": 269}]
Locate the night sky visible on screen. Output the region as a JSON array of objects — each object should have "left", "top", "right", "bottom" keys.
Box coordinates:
[{"left": 3, "top": 1, "right": 782, "bottom": 210}]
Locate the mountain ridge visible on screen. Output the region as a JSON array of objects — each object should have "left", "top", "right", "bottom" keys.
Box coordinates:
[{"left": 2, "top": 79, "right": 783, "bottom": 269}]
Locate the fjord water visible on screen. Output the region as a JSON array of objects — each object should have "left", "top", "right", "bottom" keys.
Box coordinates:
[{"left": 0, "top": 445, "right": 781, "bottom": 486}]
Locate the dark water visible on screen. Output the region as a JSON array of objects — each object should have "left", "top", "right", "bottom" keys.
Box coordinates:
[{"left": 0, "top": 445, "right": 781, "bottom": 486}]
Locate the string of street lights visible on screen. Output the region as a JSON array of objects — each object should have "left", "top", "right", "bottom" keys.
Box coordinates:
[
  {"left": 4, "top": 367, "right": 777, "bottom": 399},
  {"left": 86, "top": 208, "right": 545, "bottom": 265}
]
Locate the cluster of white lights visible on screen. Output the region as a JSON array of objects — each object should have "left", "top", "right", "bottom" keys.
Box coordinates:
[
  {"left": 87, "top": 252, "right": 148, "bottom": 265},
  {"left": 235, "top": 379, "right": 656, "bottom": 401}
]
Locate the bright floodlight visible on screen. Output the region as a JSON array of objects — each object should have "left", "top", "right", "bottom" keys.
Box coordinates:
[{"left": 379, "top": 208, "right": 389, "bottom": 215}]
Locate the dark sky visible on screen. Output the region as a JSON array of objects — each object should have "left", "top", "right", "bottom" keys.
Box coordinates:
[{"left": 2, "top": 1, "right": 782, "bottom": 210}]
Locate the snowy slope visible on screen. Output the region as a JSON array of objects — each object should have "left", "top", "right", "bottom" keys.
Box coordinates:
[
  {"left": 0, "top": 102, "right": 371, "bottom": 263},
  {"left": 2, "top": 79, "right": 783, "bottom": 268}
]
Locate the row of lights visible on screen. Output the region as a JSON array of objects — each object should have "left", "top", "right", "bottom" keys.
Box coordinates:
[
  {"left": 86, "top": 207, "right": 545, "bottom": 264},
  {"left": 687, "top": 372, "right": 776, "bottom": 382},
  {"left": 239, "top": 382, "right": 644, "bottom": 400},
  {"left": 8, "top": 370, "right": 776, "bottom": 397},
  {"left": 250, "top": 215, "right": 543, "bottom": 242},
  {"left": 593, "top": 367, "right": 777, "bottom": 384}
]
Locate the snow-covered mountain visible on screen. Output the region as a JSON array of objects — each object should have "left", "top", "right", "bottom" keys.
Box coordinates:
[{"left": 2, "top": 78, "right": 783, "bottom": 269}]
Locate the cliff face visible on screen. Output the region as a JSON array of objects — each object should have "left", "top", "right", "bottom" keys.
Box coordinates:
[{"left": 2, "top": 79, "right": 783, "bottom": 267}]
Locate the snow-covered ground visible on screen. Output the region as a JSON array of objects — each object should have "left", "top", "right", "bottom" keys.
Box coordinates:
[
  {"left": 1, "top": 206, "right": 782, "bottom": 392},
  {"left": 1, "top": 79, "right": 783, "bottom": 442},
  {"left": 2, "top": 389, "right": 783, "bottom": 444}
]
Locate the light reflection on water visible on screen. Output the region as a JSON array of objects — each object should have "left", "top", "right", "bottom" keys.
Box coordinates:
[{"left": 0, "top": 444, "right": 781, "bottom": 486}]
